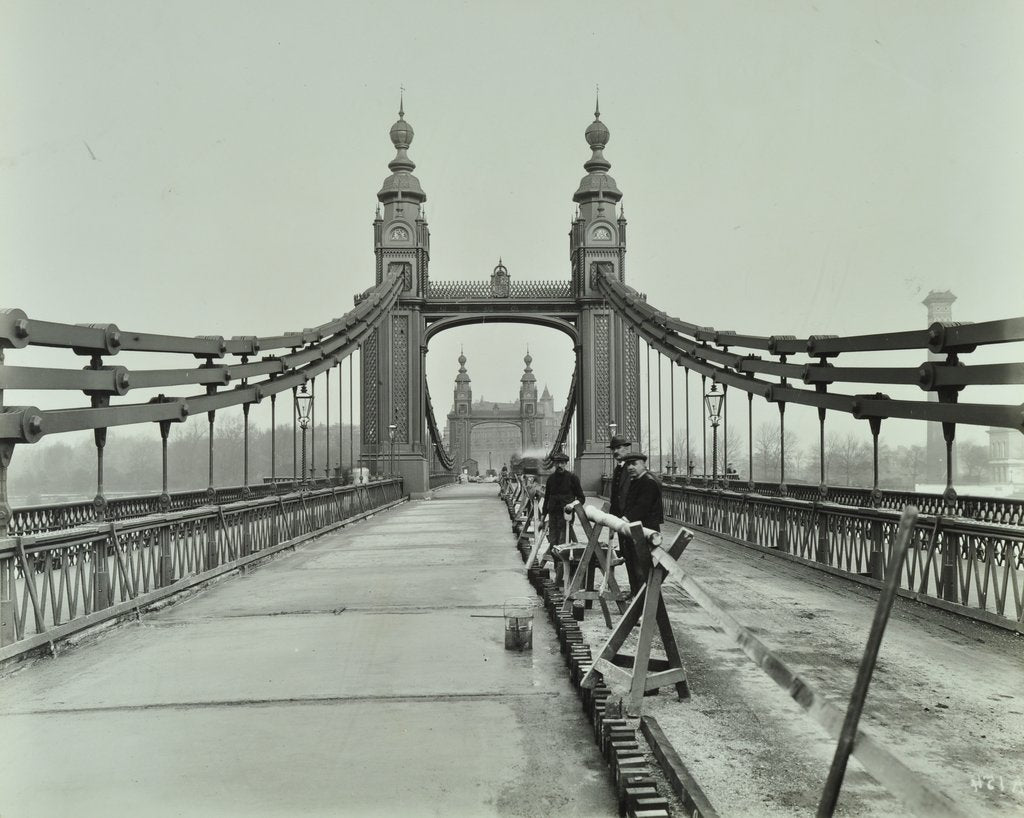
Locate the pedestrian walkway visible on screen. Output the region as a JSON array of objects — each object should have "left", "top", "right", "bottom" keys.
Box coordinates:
[{"left": 0, "top": 484, "right": 617, "bottom": 818}]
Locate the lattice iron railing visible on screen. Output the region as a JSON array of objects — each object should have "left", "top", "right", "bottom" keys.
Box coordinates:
[
  {"left": 425, "top": 279, "right": 572, "bottom": 301},
  {"left": 7, "top": 476, "right": 375, "bottom": 537},
  {"left": 0, "top": 480, "right": 404, "bottom": 660},
  {"left": 662, "top": 476, "right": 1024, "bottom": 527}
]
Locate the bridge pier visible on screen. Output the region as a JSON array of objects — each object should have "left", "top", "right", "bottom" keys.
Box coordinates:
[
  {"left": 394, "top": 453, "right": 430, "bottom": 498},
  {"left": 576, "top": 451, "right": 609, "bottom": 494}
]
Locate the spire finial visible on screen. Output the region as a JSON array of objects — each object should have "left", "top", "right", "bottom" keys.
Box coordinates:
[
  {"left": 399, "top": 85, "right": 405, "bottom": 118},
  {"left": 595, "top": 84, "right": 600, "bottom": 119}
]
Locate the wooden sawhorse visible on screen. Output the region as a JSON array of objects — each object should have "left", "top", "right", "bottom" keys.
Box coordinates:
[{"left": 581, "top": 521, "right": 692, "bottom": 714}]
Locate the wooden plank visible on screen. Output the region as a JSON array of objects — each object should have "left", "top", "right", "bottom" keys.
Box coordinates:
[
  {"left": 627, "top": 522, "right": 663, "bottom": 711},
  {"left": 817, "top": 507, "right": 918, "bottom": 816},
  {"left": 593, "top": 658, "right": 633, "bottom": 690},
  {"left": 643, "top": 668, "right": 688, "bottom": 688},
  {"left": 655, "top": 526, "right": 962, "bottom": 816},
  {"left": 581, "top": 585, "right": 647, "bottom": 689}
]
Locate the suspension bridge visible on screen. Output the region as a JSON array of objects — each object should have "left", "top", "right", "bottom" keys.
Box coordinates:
[{"left": 1, "top": 105, "right": 1022, "bottom": 817}]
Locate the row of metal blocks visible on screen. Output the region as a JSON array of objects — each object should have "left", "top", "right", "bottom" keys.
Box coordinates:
[{"left": 522, "top": 563, "right": 672, "bottom": 818}]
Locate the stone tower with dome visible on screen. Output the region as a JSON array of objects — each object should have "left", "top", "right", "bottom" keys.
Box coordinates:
[
  {"left": 569, "top": 95, "right": 639, "bottom": 485},
  {"left": 373, "top": 94, "right": 430, "bottom": 295},
  {"left": 360, "top": 97, "right": 433, "bottom": 493},
  {"left": 361, "top": 97, "right": 639, "bottom": 494},
  {"left": 445, "top": 351, "right": 564, "bottom": 475}
]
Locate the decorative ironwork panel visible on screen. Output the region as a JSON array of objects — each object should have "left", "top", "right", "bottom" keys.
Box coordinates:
[
  {"left": 363, "top": 328, "right": 378, "bottom": 444},
  {"left": 392, "top": 314, "right": 409, "bottom": 442},
  {"left": 595, "top": 313, "right": 610, "bottom": 443},
  {"left": 425, "top": 279, "right": 571, "bottom": 300},
  {"left": 0, "top": 483, "right": 403, "bottom": 656},
  {"left": 624, "top": 324, "right": 639, "bottom": 442},
  {"left": 508, "top": 280, "right": 572, "bottom": 299}
]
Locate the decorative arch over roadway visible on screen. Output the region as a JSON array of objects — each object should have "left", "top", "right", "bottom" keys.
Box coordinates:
[{"left": 423, "top": 313, "right": 580, "bottom": 346}]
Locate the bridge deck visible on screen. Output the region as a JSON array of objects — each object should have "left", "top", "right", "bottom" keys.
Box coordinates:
[
  {"left": 578, "top": 498, "right": 1024, "bottom": 816},
  {"left": 0, "top": 484, "right": 616, "bottom": 818},
  {"left": 2, "top": 484, "right": 1021, "bottom": 817}
]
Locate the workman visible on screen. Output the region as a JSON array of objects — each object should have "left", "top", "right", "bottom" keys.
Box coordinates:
[
  {"left": 607, "top": 435, "right": 642, "bottom": 593},
  {"left": 542, "top": 452, "right": 585, "bottom": 545},
  {"left": 621, "top": 452, "right": 664, "bottom": 533}
]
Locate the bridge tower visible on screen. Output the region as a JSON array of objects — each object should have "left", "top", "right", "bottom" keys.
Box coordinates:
[
  {"left": 363, "top": 98, "right": 432, "bottom": 495},
  {"left": 449, "top": 350, "right": 473, "bottom": 466},
  {"left": 570, "top": 98, "right": 640, "bottom": 487},
  {"left": 519, "top": 351, "right": 539, "bottom": 449}
]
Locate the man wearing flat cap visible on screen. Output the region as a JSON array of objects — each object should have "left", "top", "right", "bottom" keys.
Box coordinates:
[
  {"left": 622, "top": 452, "right": 664, "bottom": 533},
  {"left": 542, "top": 451, "right": 585, "bottom": 545},
  {"left": 608, "top": 435, "right": 642, "bottom": 594}
]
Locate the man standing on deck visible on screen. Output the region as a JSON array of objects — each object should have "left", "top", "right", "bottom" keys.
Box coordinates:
[
  {"left": 542, "top": 452, "right": 585, "bottom": 545},
  {"left": 608, "top": 435, "right": 642, "bottom": 594},
  {"left": 622, "top": 452, "right": 664, "bottom": 533}
]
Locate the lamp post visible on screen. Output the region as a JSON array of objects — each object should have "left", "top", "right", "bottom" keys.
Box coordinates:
[
  {"left": 704, "top": 383, "right": 724, "bottom": 486},
  {"left": 388, "top": 423, "right": 397, "bottom": 478},
  {"left": 607, "top": 421, "right": 616, "bottom": 476},
  {"left": 295, "top": 383, "right": 313, "bottom": 485}
]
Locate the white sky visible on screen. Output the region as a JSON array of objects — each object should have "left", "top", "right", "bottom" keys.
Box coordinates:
[{"left": 3, "top": 0, "right": 1023, "bottom": 453}]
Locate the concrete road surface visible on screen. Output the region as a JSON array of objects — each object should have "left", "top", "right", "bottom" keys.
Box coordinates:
[{"left": 0, "top": 484, "right": 617, "bottom": 818}]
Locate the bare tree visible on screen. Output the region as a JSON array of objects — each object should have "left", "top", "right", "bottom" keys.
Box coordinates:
[
  {"left": 957, "top": 442, "right": 990, "bottom": 485},
  {"left": 825, "top": 433, "right": 872, "bottom": 487},
  {"left": 753, "top": 421, "right": 802, "bottom": 482}
]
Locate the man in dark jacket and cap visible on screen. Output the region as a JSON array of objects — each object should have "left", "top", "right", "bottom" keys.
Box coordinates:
[
  {"left": 542, "top": 452, "right": 585, "bottom": 545},
  {"left": 607, "top": 435, "right": 642, "bottom": 594},
  {"left": 622, "top": 452, "right": 664, "bottom": 532}
]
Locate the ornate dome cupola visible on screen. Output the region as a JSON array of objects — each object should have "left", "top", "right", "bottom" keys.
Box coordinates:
[
  {"left": 569, "top": 90, "right": 626, "bottom": 297},
  {"left": 454, "top": 349, "right": 472, "bottom": 412},
  {"left": 519, "top": 350, "right": 538, "bottom": 408},
  {"left": 521, "top": 351, "right": 536, "bottom": 384},
  {"left": 456, "top": 351, "right": 471, "bottom": 385},
  {"left": 378, "top": 94, "right": 426, "bottom": 209},
  {"left": 573, "top": 93, "right": 622, "bottom": 209},
  {"left": 373, "top": 91, "right": 430, "bottom": 293}
]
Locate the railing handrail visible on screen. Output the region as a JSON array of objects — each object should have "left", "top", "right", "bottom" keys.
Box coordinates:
[
  {"left": 609, "top": 478, "right": 1024, "bottom": 627},
  {"left": 3, "top": 479, "right": 404, "bottom": 552},
  {"left": 6, "top": 477, "right": 402, "bottom": 537},
  {"left": 604, "top": 475, "right": 1024, "bottom": 526}
]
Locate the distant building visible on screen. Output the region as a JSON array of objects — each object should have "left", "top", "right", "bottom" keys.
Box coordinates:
[
  {"left": 986, "top": 428, "right": 1024, "bottom": 486},
  {"left": 445, "top": 350, "right": 563, "bottom": 475}
]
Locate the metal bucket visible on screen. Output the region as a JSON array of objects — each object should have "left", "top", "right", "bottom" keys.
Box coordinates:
[{"left": 503, "top": 597, "right": 534, "bottom": 651}]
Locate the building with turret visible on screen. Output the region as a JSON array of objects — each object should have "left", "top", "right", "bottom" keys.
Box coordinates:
[
  {"left": 445, "top": 351, "right": 564, "bottom": 475},
  {"left": 360, "top": 95, "right": 640, "bottom": 493}
]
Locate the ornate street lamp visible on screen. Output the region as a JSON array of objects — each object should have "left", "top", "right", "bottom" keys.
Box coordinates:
[
  {"left": 388, "top": 423, "right": 398, "bottom": 478},
  {"left": 295, "top": 383, "right": 313, "bottom": 484},
  {"left": 607, "top": 420, "right": 617, "bottom": 476},
  {"left": 704, "top": 383, "right": 724, "bottom": 485}
]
